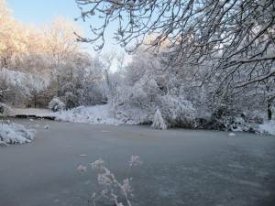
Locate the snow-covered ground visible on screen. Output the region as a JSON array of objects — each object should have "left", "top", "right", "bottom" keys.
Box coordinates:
[
  {"left": 0, "top": 122, "right": 35, "bottom": 145},
  {"left": 9, "top": 105, "right": 121, "bottom": 126},
  {"left": 259, "top": 120, "right": 275, "bottom": 135},
  {"left": 54, "top": 105, "right": 123, "bottom": 125}
]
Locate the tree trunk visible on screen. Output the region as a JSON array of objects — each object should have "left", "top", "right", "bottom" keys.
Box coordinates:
[{"left": 267, "top": 101, "right": 272, "bottom": 120}]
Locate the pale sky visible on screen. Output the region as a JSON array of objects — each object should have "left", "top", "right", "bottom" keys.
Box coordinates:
[
  {"left": 7, "top": 0, "right": 80, "bottom": 24},
  {"left": 6, "top": 0, "right": 123, "bottom": 54}
]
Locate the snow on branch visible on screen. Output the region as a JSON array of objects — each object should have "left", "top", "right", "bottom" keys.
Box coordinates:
[{"left": 235, "top": 69, "right": 275, "bottom": 89}]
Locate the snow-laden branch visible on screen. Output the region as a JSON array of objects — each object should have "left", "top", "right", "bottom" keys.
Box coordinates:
[{"left": 235, "top": 68, "right": 275, "bottom": 89}]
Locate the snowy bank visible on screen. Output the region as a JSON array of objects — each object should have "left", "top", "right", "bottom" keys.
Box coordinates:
[
  {"left": 54, "top": 105, "right": 123, "bottom": 125},
  {"left": 10, "top": 108, "right": 54, "bottom": 117},
  {"left": 259, "top": 121, "right": 275, "bottom": 135},
  {"left": 6, "top": 106, "right": 275, "bottom": 136},
  {"left": 0, "top": 122, "right": 35, "bottom": 145}
]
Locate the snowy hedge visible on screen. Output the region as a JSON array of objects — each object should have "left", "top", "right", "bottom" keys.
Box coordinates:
[{"left": 0, "top": 122, "right": 35, "bottom": 145}]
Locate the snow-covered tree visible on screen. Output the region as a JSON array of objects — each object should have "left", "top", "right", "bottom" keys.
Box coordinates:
[
  {"left": 0, "top": 1, "right": 107, "bottom": 108},
  {"left": 109, "top": 50, "right": 197, "bottom": 128},
  {"left": 76, "top": 0, "right": 275, "bottom": 121},
  {"left": 76, "top": 0, "right": 275, "bottom": 68},
  {"left": 152, "top": 109, "right": 167, "bottom": 130}
]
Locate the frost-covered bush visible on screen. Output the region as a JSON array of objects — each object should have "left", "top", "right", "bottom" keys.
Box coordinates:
[
  {"left": 158, "top": 95, "right": 196, "bottom": 128},
  {"left": 0, "top": 122, "right": 35, "bottom": 145},
  {"left": 229, "top": 117, "right": 253, "bottom": 132},
  {"left": 111, "top": 77, "right": 159, "bottom": 124},
  {"left": 48, "top": 97, "right": 65, "bottom": 112},
  {"left": 111, "top": 71, "right": 196, "bottom": 128},
  {"left": 90, "top": 156, "right": 142, "bottom": 206},
  {"left": 259, "top": 120, "right": 275, "bottom": 135},
  {"left": 200, "top": 106, "right": 256, "bottom": 132},
  {"left": 152, "top": 109, "right": 167, "bottom": 130},
  {"left": 78, "top": 84, "right": 107, "bottom": 106},
  {"left": 111, "top": 70, "right": 196, "bottom": 128},
  {"left": 0, "top": 103, "right": 11, "bottom": 117},
  {"left": 64, "top": 91, "right": 78, "bottom": 109}
]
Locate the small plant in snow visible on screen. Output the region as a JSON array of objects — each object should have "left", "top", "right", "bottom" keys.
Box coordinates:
[
  {"left": 0, "top": 121, "right": 35, "bottom": 144},
  {"left": 152, "top": 109, "right": 167, "bottom": 130},
  {"left": 90, "top": 156, "right": 142, "bottom": 206},
  {"left": 48, "top": 97, "right": 65, "bottom": 112},
  {"left": 129, "top": 155, "right": 143, "bottom": 168}
]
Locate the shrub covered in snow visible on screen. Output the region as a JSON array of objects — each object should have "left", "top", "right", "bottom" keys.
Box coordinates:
[
  {"left": 48, "top": 97, "right": 65, "bottom": 112},
  {"left": 54, "top": 104, "right": 122, "bottom": 125},
  {"left": 152, "top": 109, "right": 167, "bottom": 130},
  {"left": 111, "top": 73, "right": 196, "bottom": 128},
  {"left": 110, "top": 77, "right": 159, "bottom": 124},
  {"left": 259, "top": 120, "right": 275, "bottom": 135},
  {"left": 64, "top": 91, "right": 78, "bottom": 109},
  {"left": 158, "top": 95, "right": 196, "bottom": 128},
  {"left": 0, "top": 103, "right": 11, "bottom": 117},
  {"left": 194, "top": 106, "right": 258, "bottom": 132},
  {"left": 90, "top": 156, "right": 142, "bottom": 206},
  {"left": 0, "top": 122, "right": 35, "bottom": 145}
]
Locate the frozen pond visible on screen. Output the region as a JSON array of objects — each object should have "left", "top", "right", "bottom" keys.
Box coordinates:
[{"left": 0, "top": 119, "right": 275, "bottom": 206}]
